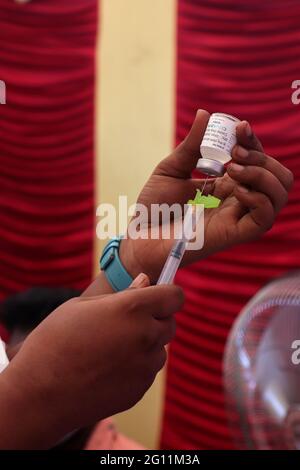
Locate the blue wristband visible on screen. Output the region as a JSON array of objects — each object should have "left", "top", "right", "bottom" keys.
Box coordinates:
[{"left": 100, "top": 237, "right": 133, "bottom": 292}]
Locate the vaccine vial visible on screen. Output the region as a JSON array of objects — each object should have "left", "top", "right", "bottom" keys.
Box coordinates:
[{"left": 197, "top": 113, "right": 240, "bottom": 177}]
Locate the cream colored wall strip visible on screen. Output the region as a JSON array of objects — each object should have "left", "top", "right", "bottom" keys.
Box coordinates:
[{"left": 95, "top": 0, "right": 176, "bottom": 449}]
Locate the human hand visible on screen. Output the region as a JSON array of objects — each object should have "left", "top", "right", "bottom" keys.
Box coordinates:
[
  {"left": 120, "top": 110, "right": 294, "bottom": 282},
  {"left": 0, "top": 276, "right": 184, "bottom": 449}
]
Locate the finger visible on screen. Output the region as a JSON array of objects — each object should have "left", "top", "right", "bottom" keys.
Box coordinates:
[
  {"left": 236, "top": 120, "right": 264, "bottom": 152},
  {"left": 227, "top": 163, "right": 289, "bottom": 213},
  {"left": 137, "top": 315, "right": 176, "bottom": 352},
  {"left": 129, "top": 273, "right": 150, "bottom": 289},
  {"left": 234, "top": 186, "right": 275, "bottom": 240},
  {"left": 117, "top": 284, "right": 185, "bottom": 320},
  {"left": 206, "top": 173, "right": 236, "bottom": 200},
  {"left": 155, "top": 109, "right": 210, "bottom": 178},
  {"left": 155, "top": 316, "right": 177, "bottom": 346},
  {"left": 231, "top": 146, "right": 294, "bottom": 192},
  {"left": 192, "top": 174, "right": 235, "bottom": 200},
  {"left": 192, "top": 178, "right": 216, "bottom": 196},
  {"left": 152, "top": 348, "right": 168, "bottom": 374}
]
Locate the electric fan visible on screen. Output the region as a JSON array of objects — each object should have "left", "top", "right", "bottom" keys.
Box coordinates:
[{"left": 224, "top": 271, "right": 300, "bottom": 450}]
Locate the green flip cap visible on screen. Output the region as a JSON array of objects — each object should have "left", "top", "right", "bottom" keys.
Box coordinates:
[{"left": 188, "top": 189, "right": 221, "bottom": 209}]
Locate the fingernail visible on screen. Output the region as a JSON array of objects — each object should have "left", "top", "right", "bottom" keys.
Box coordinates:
[
  {"left": 236, "top": 146, "right": 249, "bottom": 158},
  {"left": 244, "top": 121, "right": 253, "bottom": 137},
  {"left": 130, "top": 273, "right": 148, "bottom": 288},
  {"left": 230, "top": 163, "right": 244, "bottom": 172},
  {"left": 238, "top": 185, "right": 249, "bottom": 193}
]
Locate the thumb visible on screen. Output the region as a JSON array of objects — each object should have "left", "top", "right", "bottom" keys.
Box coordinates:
[
  {"left": 157, "top": 109, "right": 210, "bottom": 178},
  {"left": 118, "top": 284, "right": 185, "bottom": 319},
  {"left": 129, "top": 273, "right": 150, "bottom": 289}
]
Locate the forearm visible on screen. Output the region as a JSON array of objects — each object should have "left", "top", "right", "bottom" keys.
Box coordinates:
[
  {"left": 82, "top": 244, "right": 139, "bottom": 296},
  {"left": 81, "top": 270, "right": 114, "bottom": 297},
  {"left": 0, "top": 272, "right": 117, "bottom": 447},
  {"left": 0, "top": 362, "right": 70, "bottom": 449}
]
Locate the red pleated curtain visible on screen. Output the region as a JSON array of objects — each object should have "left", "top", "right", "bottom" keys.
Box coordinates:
[
  {"left": 0, "top": 0, "right": 98, "bottom": 317},
  {"left": 161, "top": 0, "right": 300, "bottom": 450}
]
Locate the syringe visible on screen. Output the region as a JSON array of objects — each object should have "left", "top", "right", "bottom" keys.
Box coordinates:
[{"left": 157, "top": 204, "right": 202, "bottom": 285}]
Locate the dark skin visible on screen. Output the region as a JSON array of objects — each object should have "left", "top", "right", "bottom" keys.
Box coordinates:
[
  {"left": 0, "top": 110, "right": 293, "bottom": 449},
  {"left": 0, "top": 278, "right": 183, "bottom": 449},
  {"left": 81, "top": 111, "right": 293, "bottom": 297},
  {"left": 119, "top": 110, "right": 293, "bottom": 282}
]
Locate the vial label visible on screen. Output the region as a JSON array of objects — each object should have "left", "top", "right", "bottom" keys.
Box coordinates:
[{"left": 201, "top": 113, "right": 240, "bottom": 161}]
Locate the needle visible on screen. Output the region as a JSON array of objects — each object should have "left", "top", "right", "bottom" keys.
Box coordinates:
[
  {"left": 200, "top": 176, "right": 209, "bottom": 195},
  {"left": 157, "top": 205, "right": 201, "bottom": 285}
]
